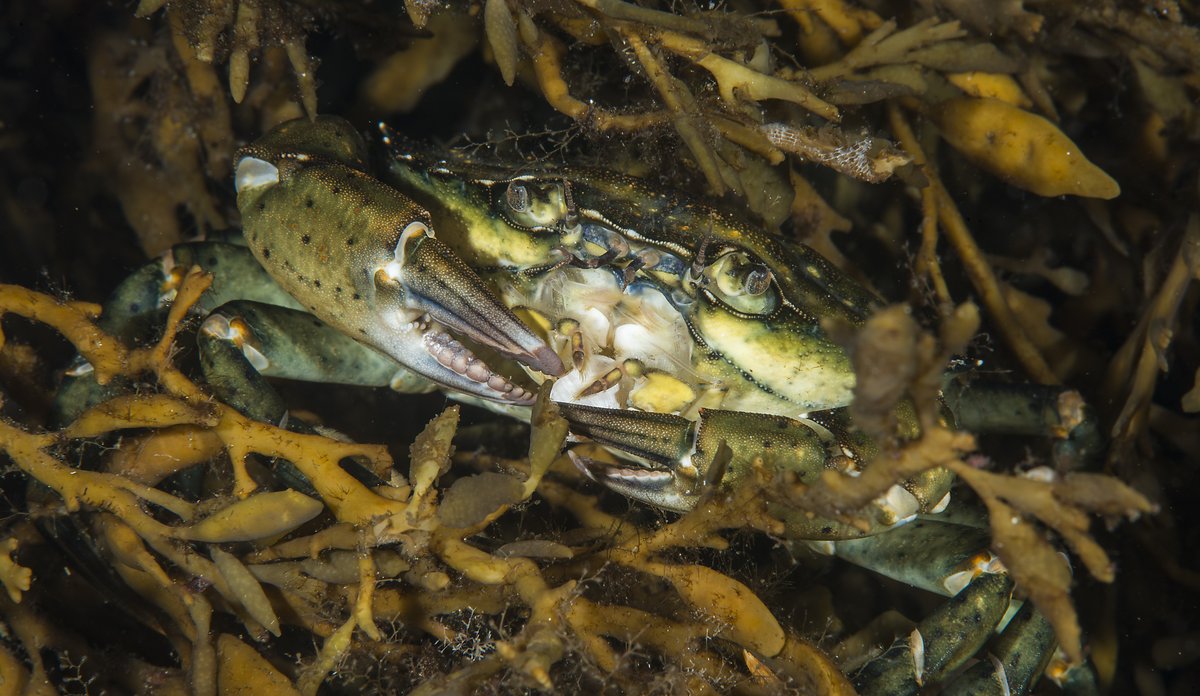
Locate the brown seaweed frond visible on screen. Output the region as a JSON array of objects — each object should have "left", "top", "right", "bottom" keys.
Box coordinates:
[
  {"left": 0, "top": 275, "right": 867, "bottom": 693},
  {"left": 1104, "top": 215, "right": 1200, "bottom": 449},
  {"left": 7, "top": 0, "right": 1200, "bottom": 690},
  {"left": 785, "top": 303, "right": 1155, "bottom": 664},
  {"left": 133, "top": 0, "right": 321, "bottom": 116},
  {"left": 104, "top": 0, "right": 1166, "bottom": 242}
]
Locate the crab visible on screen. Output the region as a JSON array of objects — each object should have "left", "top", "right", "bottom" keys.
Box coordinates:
[{"left": 52, "top": 116, "right": 1098, "bottom": 694}]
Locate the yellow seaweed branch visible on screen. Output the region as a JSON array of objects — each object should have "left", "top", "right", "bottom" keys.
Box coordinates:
[
  {"left": 888, "top": 105, "right": 1059, "bottom": 385},
  {"left": 0, "top": 538, "right": 31, "bottom": 604}
]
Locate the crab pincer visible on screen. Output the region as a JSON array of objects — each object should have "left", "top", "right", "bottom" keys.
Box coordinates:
[{"left": 234, "top": 117, "right": 562, "bottom": 406}]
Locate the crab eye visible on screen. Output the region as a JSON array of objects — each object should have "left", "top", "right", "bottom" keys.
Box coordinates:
[
  {"left": 705, "top": 251, "right": 778, "bottom": 315},
  {"left": 744, "top": 267, "right": 771, "bottom": 296},
  {"left": 497, "top": 179, "right": 569, "bottom": 231},
  {"left": 505, "top": 182, "right": 530, "bottom": 212}
]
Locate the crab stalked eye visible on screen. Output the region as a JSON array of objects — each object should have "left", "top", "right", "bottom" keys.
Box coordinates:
[
  {"left": 496, "top": 178, "right": 569, "bottom": 231},
  {"left": 234, "top": 157, "right": 280, "bottom": 194},
  {"left": 705, "top": 251, "right": 778, "bottom": 315},
  {"left": 505, "top": 182, "right": 530, "bottom": 212},
  {"left": 744, "top": 266, "right": 772, "bottom": 296}
]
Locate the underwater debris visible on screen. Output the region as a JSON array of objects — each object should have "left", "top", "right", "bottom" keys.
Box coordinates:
[{"left": 760, "top": 123, "right": 911, "bottom": 184}]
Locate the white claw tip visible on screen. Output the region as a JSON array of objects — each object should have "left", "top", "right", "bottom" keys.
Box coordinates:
[
  {"left": 806, "top": 540, "right": 837, "bottom": 556},
  {"left": 382, "top": 221, "right": 433, "bottom": 283},
  {"left": 234, "top": 157, "right": 280, "bottom": 194},
  {"left": 909, "top": 629, "right": 926, "bottom": 686},
  {"left": 241, "top": 343, "right": 270, "bottom": 371},
  {"left": 930, "top": 492, "right": 952, "bottom": 514}
]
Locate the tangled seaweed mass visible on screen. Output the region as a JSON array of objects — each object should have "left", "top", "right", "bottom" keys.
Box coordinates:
[{"left": 1, "top": 0, "right": 1198, "bottom": 694}]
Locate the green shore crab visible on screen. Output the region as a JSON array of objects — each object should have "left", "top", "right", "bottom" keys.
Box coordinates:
[
  {"left": 231, "top": 117, "right": 956, "bottom": 539},
  {"left": 52, "top": 116, "right": 1097, "bottom": 694}
]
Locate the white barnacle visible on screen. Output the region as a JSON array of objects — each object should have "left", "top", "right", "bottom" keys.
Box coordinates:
[
  {"left": 875, "top": 484, "right": 920, "bottom": 527},
  {"left": 64, "top": 356, "right": 94, "bottom": 377}
]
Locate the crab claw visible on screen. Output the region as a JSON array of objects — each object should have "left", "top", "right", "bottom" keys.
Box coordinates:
[
  {"left": 561, "top": 402, "right": 962, "bottom": 539},
  {"left": 365, "top": 222, "right": 560, "bottom": 405},
  {"left": 560, "top": 403, "right": 843, "bottom": 514},
  {"left": 234, "top": 116, "right": 562, "bottom": 406},
  {"left": 393, "top": 228, "right": 564, "bottom": 377},
  {"left": 556, "top": 403, "right": 696, "bottom": 511}
]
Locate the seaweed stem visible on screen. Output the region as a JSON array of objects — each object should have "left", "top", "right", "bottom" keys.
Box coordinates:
[
  {"left": 888, "top": 105, "right": 1058, "bottom": 385},
  {"left": 621, "top": 28, "right": 728, "bottom": 195},
  {"left": 521, "top": 23, "right": 671, "bottom": 132},
  {"left": 885, "top": 105, "right": 951, "bottom": 305}
]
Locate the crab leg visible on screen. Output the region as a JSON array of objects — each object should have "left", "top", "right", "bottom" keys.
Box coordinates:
[
  {"left": 942, "top": 602, "right": 1058, "bottom": 696},
  {"left": 819, "top": 514, "right": 1066, "bottom": 695},
  {"left": 816, "top": 517, "right": 1000, "bottom": 596},
  {"left": 942, "top": 373, "right": 1103, "bottom": 468},
  {"left": 853, "top": 572, "right": 1016, "bottom": 696},
  {"left": 559, "top": 402, "right": 1055, "bottom": 692},
  {"left": 196, "top": 298, "right": 417, "bottom": 492},
  {"left": 51, "top": 241, "right": 306, "bottom": 426},
  {"left": 198, "top": 300, "right": 432, "bottom": 392}
]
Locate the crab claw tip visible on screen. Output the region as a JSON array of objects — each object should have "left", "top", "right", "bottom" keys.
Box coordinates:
[{"left": 531, "top": 345, "right": 565, "bottom": 376}]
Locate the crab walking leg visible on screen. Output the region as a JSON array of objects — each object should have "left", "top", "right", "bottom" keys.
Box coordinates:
[
  {"left": 854, "top": 572, "right": 1016, "bottom": 696},
  {"left": 195, "top": 301, "right": 421, "bottom": 494},
  {"left": 559, "top": 402, "right": 1061, "bottom": 692},
  {"left": 235, "top": 117, "right": 562, "bottom": 408},
  {"left": 41, "top": 245, "right": 382, "bottom": 613},
  {"left": 941, "top": 375, "right": 1103, "bottom": 468},
  {"left": 199, "top": 301, "right": 433, "bottom": 392},
  {"left": 52, "top": 242, "right": 307, "bottom": 426},
  {"left": 826, "top": 520, "right": 1072, "bottom": 696},
  {"left": 942, "top": 602, "right": 1058, "bottom": 696},
  {"left": 557, "top": 403, "right": 954, "bottom": 539},
  {"left": 816, "top": 518, "right": 999, "bottom": 597}
]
